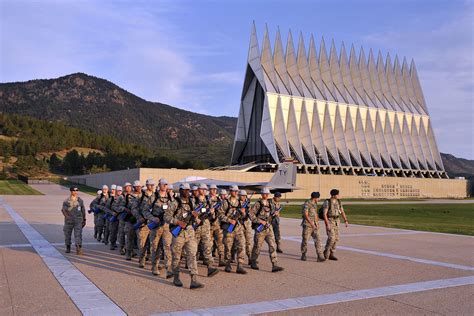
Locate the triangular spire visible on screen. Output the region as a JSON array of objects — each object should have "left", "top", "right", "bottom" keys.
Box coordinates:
[
  {"left": 273, "top": 27, "right": 291, "bottom": 94},
  {"left": 367, "top": 49, "right": 387, "bottom": 109},
  {"left": 319, "top": 37, "right": 338, "bottom": 101},
  {"left": 402, "top": 57, "right": 422, "bottom": 114},
  {"left": 385, "top": 53, "right": 406, "bottom": 112},
  {"left": 359, "top": 47, "right": 380, "bottom": 108},
  {"left": 339, "top": 42, "right": 359, "bottom": 105},
  {"left": 285, "top": 30, "right": 303, "bottom": 96},
  {"left": 376, "top": 50, "right": 399, "bottom": 111},
  {"left": 329, "top": 39, "right": 349, "bottom": 103},
  {"left": 349, "top": 45, "right": 370, "bottom": 106},
  {"left": 260, "top": 25, "right": 279, "bottom": 93},
  {"left": 394, "top": 55, "right": 415, "bottom": 113},
  {"left": 297, "top": 32, "right": 316, "bottom": 98},
  {"left": 246, "top": 21, "right": 265, "bottom": 91},
  {"left": 308, "top": 34, "right": 328, "bottom": 100},
  {"left": 409, "top": 59, "right": 428, "bottom": 113}
]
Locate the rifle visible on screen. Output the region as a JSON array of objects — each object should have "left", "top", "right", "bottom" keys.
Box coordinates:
[
  {"left": 87, "top": 207, "right": 100, "bottom": 214},
  {"left": 192, "top": 197, "right": 220, "bottom": 229},
  {"left": 227, "top": 192, "right": 254, "bottom": 233},
  {"left": 147, "top": 204, "right": 169, "bottom": 230},
  {"left": 171, "top": 202, "right": 202, "bottom": 237},
  {"left": 256, "top": 205, "right": 282, "bottom": 232}
]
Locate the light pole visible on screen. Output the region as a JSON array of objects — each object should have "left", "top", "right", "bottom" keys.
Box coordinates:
[{"left": 316, "top": 154, "right": 322, "bottom": 193}]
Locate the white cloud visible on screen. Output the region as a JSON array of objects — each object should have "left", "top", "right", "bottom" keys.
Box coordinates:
[
  {"left": 361, "top": 7, "right": 473, "bottom": 159},
  {"left": 0, "top": 0, "right": 239, "bottom": 115}
]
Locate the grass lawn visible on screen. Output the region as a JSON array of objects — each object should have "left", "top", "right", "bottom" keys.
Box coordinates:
[
  {"left": 50, "top": 178, "right": 98, "bottom": 196},
  {"left": 0, "top": 180, "right": 43, "bottom": 195},
  {"left": 280, "top": 203, "right": 474, "bottom": 236}
]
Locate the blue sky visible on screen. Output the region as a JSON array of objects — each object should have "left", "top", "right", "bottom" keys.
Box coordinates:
[{"left": 1, "top": 0, "right": 473, "bottom": 159}]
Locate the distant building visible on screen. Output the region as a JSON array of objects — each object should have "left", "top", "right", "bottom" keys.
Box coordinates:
[{"left": 231, "top": 24, "right": 447, "bottom": 178}]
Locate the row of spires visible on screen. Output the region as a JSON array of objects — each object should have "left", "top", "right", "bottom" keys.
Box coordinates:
[{"left": 247, "top": 23, "right": 429, "bottom": 117}]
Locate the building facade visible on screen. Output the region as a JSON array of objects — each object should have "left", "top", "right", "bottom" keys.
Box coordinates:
[{"left": 231, "top": 24, "right": 447, "bottom": 178}]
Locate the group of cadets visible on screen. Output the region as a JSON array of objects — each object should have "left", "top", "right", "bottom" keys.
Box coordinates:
[{"left": 62, "top": 178, "right": 348, "bottom": 289}]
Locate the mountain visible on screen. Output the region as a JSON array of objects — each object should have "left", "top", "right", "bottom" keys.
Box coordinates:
[
  {"left": 441, "top": 153, "right": 474, "bottom": 179},
  {"left": 0, "top": 73, "right": 237, "bottom": 166},
  {"left": 1, "top": 73, "right": 472, "bottom": 175}
]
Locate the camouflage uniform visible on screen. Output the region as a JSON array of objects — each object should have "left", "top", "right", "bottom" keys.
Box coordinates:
[
  {"left": 164, "top": 196, "right": 198, "bottom": 277},
  {"left": 143, "top": 191, "right": 175, "bottom": 276},
  {"left": 219, "top": 197, "right": 246, "bottom": 267},
  {"left": 209, "top": 195, "right": 224, "bottom": 264},
  {"left": 62, "top": 196, "right": 86, "bottom": 248},
  {"left": 270, "top": 199, "right": 282, "bottom": 251},
  {"left": 194, "top": 195, "right": 215, "bottom": 267},
  {"left": 135, "top": 190, "right": 153, "bottom": 267},
  {"left": 103, "top": 195, "right": 116, "bottom": 245},
  {"left": 249, "top": 199, "right": 278, "bottom": 265},
  {"left": 301, "top": 200, "right": 324, "bottom": 259},
  {"left": 323, "top": 198, "right": 343, "bottom": 257},
  {"left": 118, "top": 191, "right": 140, "bottom": 260},
  {"left": 117, "top": 203, "right": 126, "bottom": 253},
  {"left": 105, "top": 194, "right": 122, "bottom": 249},
  {"left": 90, "top": 193, "right": 108, "bottom": 241}
]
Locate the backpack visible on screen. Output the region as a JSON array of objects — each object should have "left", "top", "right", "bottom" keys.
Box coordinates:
[{"left": 318, "top": 199, "right": 341, "bottom": 220}]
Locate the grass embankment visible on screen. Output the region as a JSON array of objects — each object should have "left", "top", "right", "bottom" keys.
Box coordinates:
[
  {"left": 0, "top": 180, "right": 43, "bottom": 195},
  {"left": 280, "top": 203, "right": 474, "bottom": 236},
  {"left": 50, "top": 178, "right": 98, "bottom": 196}
]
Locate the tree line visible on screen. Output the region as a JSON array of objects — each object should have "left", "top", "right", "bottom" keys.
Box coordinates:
[{"left": 0, "top": 113, "right": 205, "bottom": 177}]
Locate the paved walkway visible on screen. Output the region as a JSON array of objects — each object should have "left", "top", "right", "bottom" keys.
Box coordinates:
[{"left": 0, "top": 184, "right": 473, "bottom": 315}]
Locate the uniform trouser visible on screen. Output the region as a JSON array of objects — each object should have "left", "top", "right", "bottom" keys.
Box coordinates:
[
  {"left": 104, "top": 218, "right": 110, "bottom": 242},
  {"left": 137, "top": 225, "right": 150, "bottom": 262},
  {"left": 150, "top": 224, "right": 172, "bottom": 271},
  {"left": 250, "top": 225, "right": 278, "bottom": 264},
  {"left": 96, "top": 213, "right": 105, "bottom": 238},
  {"left": 118, "top": 219, "right": 126, "bottom": 248},
  {"left": 64, "top": 216, "right": 83, "bottom": 246},
  {"left": 210, "top": 221, "right": 224, "bottom": 261},
  {"left": 325, "top": 218, "right": 340, "bottom": 254},
  {"left": 301, "top": 224, "right": 324, "bottom": 256},
  {"left": 109, "top": 219, "right": 119, "bottom": 245},
  {"left": 124, "top": 222, "right": 137, "bottom": 257},
  {"left": 194, "top": 220, "right": 213, "bottom": 265},
  {"left": 171, "top": 227, "right": 198, "bottom": 276},
  {"left": 243, "top": 219, "right": 253, "bottom": 258},
  {"left": 93, "top": 213, "right": 99, "bottom": 236},
  {"left": 272, "top": 218, "right": 281, "bottom": 247},
  {"left": 223, "top": 225, "right": 246, "bottom": 265}
]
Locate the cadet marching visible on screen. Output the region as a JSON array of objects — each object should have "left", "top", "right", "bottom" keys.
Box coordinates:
[{"left": 62, "top": 180, "right": 349, "bottom": 289}]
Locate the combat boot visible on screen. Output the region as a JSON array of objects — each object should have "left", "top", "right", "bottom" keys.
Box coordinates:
[
  {"left": 276, "top": 244, "right": 283, "bottom": 253},
  {"left": 329, "top": 253, "right": 338, "bottom": 261},
  {"left": 138, "top": 258, "right": 145, "bottom": 268},
  {"left": 236, "top": 264, "right": 247, "bottom": 274},
  {"left": 218, "top": 259, "right": 226, "bottom": 267},
  {"left": 324, "top": 249, "right": 330, "bottom": 260},
  {"left": 190, "top": 275, "right": 204, "bottom": 289},
  {"left": 104, "top": 239, "right": 108, "bottom": 245},
  {"left": 317, "top": 254, "right": 326, "bottom": 262},
  {"left": 225, "top": 263, "right": 232, "bottom": 273},
  {"left": 166, "top": 270, "right": 174, "bottom": 279},
  {"left": 76, "top": 245, "right": 83, "bottom": 255},
  {"left": 125, "top": 253, "right": 132, "bottom": 261},
  {"left": 271, "top": 264, "right": 284, "bottom": 272},
  {"left": 301, "top": 253, "right": 307, "bottom": 261},
  {"left": 110, "top": 243, "right": 117, "bottom": 250},
  {"left": 120, "top": 247, "right": 126, "bottom": 255},
  {"left": 250, "top": 260, "right": 259, "bottom": 270},
  {"left": 65, "top": 245, "right": 71, "bottom": 253},
  {"left": 207, "top": 266, "right": 219, "bottom": 277},
  {"left": 152, "top": 266, "right": 159, "bottom": 276},
  {"left": 173, "top": 272, "right": 183, "bottom": 287},
  {"left": 97, "top": 233, "right": 102, "bottom": 242}
]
